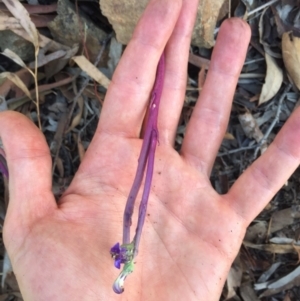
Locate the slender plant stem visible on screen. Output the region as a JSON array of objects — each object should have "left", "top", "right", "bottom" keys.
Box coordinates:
[
  {"left": 133, "top": 129, "right": 157, "bottom": 257},
  {"left": 122, "top": 53, "right": 165, "bottom": 245},
  {"left": 122, "top": 138, "right": 151, "bottom": 244}
]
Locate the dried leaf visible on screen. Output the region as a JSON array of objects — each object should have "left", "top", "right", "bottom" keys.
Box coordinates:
[
  {"left": 44, "top": 45, "right": 79, "bottom": 79},
  {"left": 243, "top": 240, "right": 300, "bottom": 255},
  {"left": 238, "top": 111, "right": 267, "bottom": 153},
  {"left": 3, "top": 0, "right": 41, "bottom": 127},
  {"left": 224, "top": 132, "right": 235, "bottom": 140},
  {"left": 244, "top": 221, "right": 268, "bottom": 242},
  {"left": 2, "top": 0, "right": 39, "bottom": 50},
  {"left": 77, "top": 134, "right": 85, "bottom": 162},
  {"left": 259, "top": 265, "right": 300, "bottom": 297},
  {"left": 2, "top": 49, "right": 35, "bottom": 78},
  {"left": 188, "top": 53, "right": 210, "bottom": 69},
  {"left": 198, "top": 65, "right": 207, "bottom": 90},
  {"left": 0, "top": 72, "right": 32, "bottom": 100},
  {"left": 240, "top": 283, "right": 260, "bottom": 301},
  {"left": 269, "top": 206, "right": 300, "bottom": 233},
  {"left": 258, "top": 53, "right": 283, "bottom": 105},
  {"left": 257, "top": 7, "right": 283, "bottom": 105},
  {"left": 226, "top": 257, "right": 243, "bottom": 300},
  {"left": 0, "top": 14, "right": 22, "bottom": 30},
  {"left": 66, "top": 96, "right": 84, "bottom": 133},
  {"left": 72, "top": 55, "right": 111, "bottom": 89},
  {"left": 2, "top": 48, "right": 27, "bottom": 69},
  {"left": 56, "top": 157, "right": 64, "bottom": 178},
  {"left": 282, "top": 31, "right": 300, "bottom": 90},
  {"left": 257, "top": 262, "right": 282, "bottom": 283}
]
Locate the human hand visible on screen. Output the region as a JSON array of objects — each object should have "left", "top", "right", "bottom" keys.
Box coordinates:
[{"left": 2, "top": 0, "right": 300, "bottom": 300}]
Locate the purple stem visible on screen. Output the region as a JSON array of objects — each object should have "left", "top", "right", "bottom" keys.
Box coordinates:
[
  {"left": 122, "top": 53, "right": 165, "bottom": 244},
  {"left": 122, "top": 129, "right": 152, "bottom": 244},
  {"left": 133, "top": 129, "right": 157, "bottom": 256}
]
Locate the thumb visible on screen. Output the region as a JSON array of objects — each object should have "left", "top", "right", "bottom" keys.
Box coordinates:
[{"left": 0, "top": 111, "right": 57, "bottom": 236}]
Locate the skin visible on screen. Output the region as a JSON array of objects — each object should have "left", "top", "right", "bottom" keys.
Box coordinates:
[{"left": 1, "top": 0, "right": 300, "bottom": 300}]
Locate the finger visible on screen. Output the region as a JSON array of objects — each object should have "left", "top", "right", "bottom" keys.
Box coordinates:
[
  {"left": 158, "top": 0, "right": 199, "bottom": 145},
  {"left": 181, "top": 18, "right": 251, "bottom": 175},
  {"left": 98, "top": 0, "right": 182, "bottom": 138},
  {"left": 226, "top": 107, "right": 300, "bottom": 225},
  {"left": 0, "top": 111, "right": 56, "bottom": 225}
]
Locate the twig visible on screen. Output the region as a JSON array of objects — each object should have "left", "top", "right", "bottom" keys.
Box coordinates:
[
  {"left": 253, "top": 84, "right": 291, "bottom": 158},
  {"left": 247, "top": 0, "right": 279, "bottom": 17},
  {"left": 218, "top": 144, "right": 258, "bottom": 157}
]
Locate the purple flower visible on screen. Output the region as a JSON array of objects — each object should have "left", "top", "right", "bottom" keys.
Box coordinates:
[{"left": 110, "top": 242, "right": 134, "bottom": 269}]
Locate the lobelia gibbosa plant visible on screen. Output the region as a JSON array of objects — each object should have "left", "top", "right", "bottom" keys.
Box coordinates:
[
  {"left": 110, "top": 52, "right": 165, "bottom": 294},
  {"left": 0, "top": 54, "right": 165, "bottom": 294}
]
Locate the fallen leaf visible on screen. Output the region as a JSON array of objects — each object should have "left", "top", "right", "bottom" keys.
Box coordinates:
[
  {"left": 7, "top": 75, "right": 74, "bottom": 110},
  {"left": 2, "top": 48, "right": 35, "bottom": 78},
  {"left": 258, "top": 265, "right": 300, "bottom": 297},
  {"left": 2, "top": 0, "right": 39, "bottom": 49},
  {"left": 72, "top": 55, "right": 111, "bottom": 89},
  {"left": 238, "top": 111, "right": 267, "bottom": 153},
  {"left": 224, "top": 132, "right": 235, "bottom": 140},
  {"left": 244, "top": 221, "right": 268, "bottom": 242},
  {"left": 243, "top": 240, "right": 300, "bottom": 255},
  {"left": 258, "top": 53, "right": 283, "bottom": 105},
  {"left": 240, "top": 283, "right": 260, "bottom": 301},
  {"left": 258, "top": 7, "right": 283, "bottom": 105},
  {"left": 0, "top": 72, "right": 32, "bottom": 100},
  {"left": 76, "top": 134, "right": 85, "bottom": 162},
  {"left": 188, "top": 53, "right": 210, "bottom": 69},
  {"left": 282, "top": 31, "right": 300, "bottom": 90},
  {"left": 226, "top": 256, "right": 243, "bottom": 300},
  {"left": 269, "top": 205, "right": 300, "bottom": 233},
  {"left": 257, "top": 262, "right": 282, "bottom": 284},
  {"left": 66, "top": 96, "right": 84, "bottom": 132}
]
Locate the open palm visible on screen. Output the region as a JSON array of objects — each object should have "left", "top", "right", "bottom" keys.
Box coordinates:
[{"left": 2, "top": 1, "right": 300, "bottom": 300}]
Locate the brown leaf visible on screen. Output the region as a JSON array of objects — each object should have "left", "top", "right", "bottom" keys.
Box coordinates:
[
  {"left": 224, "top": 132, "right": 235, "bottom": 140},
  {"left": 282, "top": 31, "right": 300, "bottom": 90},
  {"left": 0, "top": 72, "right": 32, "bottom": 100},
  {"left": 2, "top": 0, "right": 39, "bottom": 50},
  {"left": 269, "top": 206, "right": 300, "bottom": 233},
  {"left": 258, "top": 53, "right": 283, "bottom": 105},
  {"left": 72, "top": 55, "right": 111, "bottom": 89},
  {"left": 243, "top": 240, "right": 300, "bottom": 255},
  {"left": 238, "top": 111, "right": 267, "bottom": 153}
]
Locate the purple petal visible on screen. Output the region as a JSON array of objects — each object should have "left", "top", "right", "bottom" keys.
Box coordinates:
[
  {"left": 114, "top": 258, "right": 121, "bottom": 269},
  {"left": 110, "top": 242, "right": 120, "bottom": 254}
]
